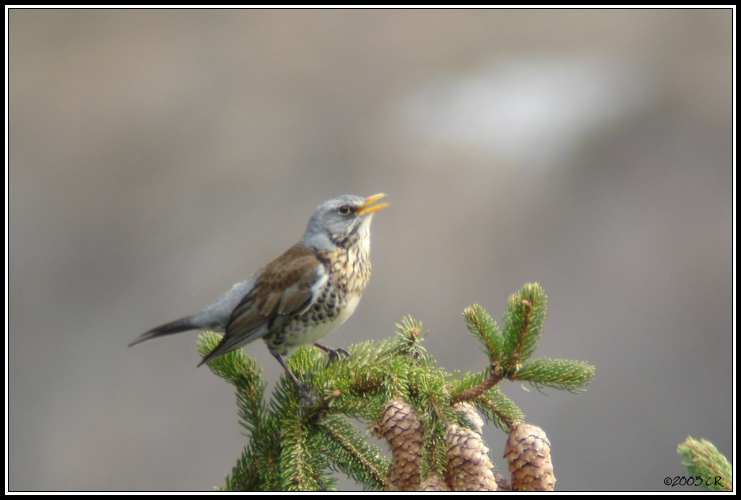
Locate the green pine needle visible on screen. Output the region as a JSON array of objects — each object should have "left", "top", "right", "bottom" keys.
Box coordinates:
[
  {"left": 463, "top": 304, "right": 503, "bottom": 361},
  {"left": 677, "top": 437, "right": 732, "bottom": 491},
  {"left": 514, "top": 358, "right": 595, "bottom": 392},
  {"left": 502, "top": 283, "right": 547, "bottom": 367},
  {"left": 470, "top": 387, "right": 525, "bottom": 430}
]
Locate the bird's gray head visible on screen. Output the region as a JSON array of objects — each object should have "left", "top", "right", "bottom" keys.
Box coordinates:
[{"left": 300, "top": 193, "right": 389, "bottom": 251}]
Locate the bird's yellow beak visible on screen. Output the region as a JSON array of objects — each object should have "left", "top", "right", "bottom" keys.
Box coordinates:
[{"left": 355, "top": 193, "right": 390, "bottom": 216}]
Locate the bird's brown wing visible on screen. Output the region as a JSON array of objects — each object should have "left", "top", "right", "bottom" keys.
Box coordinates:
[{"left": 199, "top": 245, "right": 327, "bottom": 364}]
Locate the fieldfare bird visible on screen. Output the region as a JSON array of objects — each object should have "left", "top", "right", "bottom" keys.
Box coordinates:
[{"left": 129, "top": 193, "right": 388, "bottom": 388}]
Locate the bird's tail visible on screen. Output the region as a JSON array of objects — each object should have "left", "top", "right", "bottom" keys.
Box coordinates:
[{"left": 128, "top": 317, "right": 198, "bottom": 348}]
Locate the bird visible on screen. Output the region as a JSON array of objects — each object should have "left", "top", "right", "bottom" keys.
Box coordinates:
[{"left": 129, "top": 193, "right": 389, "bottom": 389}]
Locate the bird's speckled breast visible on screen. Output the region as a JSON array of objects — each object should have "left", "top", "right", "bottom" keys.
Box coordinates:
[{"left": 265, "top": 240, "right": 372, "bottom": 356}]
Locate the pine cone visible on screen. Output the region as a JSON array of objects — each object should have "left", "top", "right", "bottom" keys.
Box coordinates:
[
  {"left": 454, "top": 402, "right": 485, "bottom": 435},
  {"left": 371, "top": 398, "right": 424, "bottom": 491},
  {"left": 419, "top": 474, "right": 452, "bottom": 491},
  {"left": 445, "top": 424, "right": 500, "bottom": 491},
  {"left": 504, "top": 423, "right": 556, "bottom": 491}
]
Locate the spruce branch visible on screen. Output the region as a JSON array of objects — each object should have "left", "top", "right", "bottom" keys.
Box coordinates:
[
  {"left": 502, "top": 283, "right": 547, "bottom": 369},
  {"left": 677, "top": 437, "right": 732, "bottom": 491},
  {"left": 463, "top": 304, "right": 503, "bottom": 361},
  {"left": 514, "top": 358, "right": 596, "bottom": 392},
  {"left": 317, "top": 417, "right": 388, "bottom": 490},
  {"left": 465, "top": 387, "right": 524, "bottom": 431},
  {"left": 450, "top": 366, "right": 505, "bottom": 404},
  {"left": 193, "top": 283, "right": 593, "bottom": 491}
]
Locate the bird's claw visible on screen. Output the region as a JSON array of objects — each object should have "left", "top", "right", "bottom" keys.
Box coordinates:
[{"left": 314, "top": 343, "right": 350, "bottom": 365}]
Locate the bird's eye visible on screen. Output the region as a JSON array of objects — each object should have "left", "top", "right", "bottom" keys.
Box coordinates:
[{"left": 337, "top": 205, "right": 353, "bottom": 216}]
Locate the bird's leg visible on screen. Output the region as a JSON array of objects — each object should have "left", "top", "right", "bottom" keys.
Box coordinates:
[
  {"left": 274, "top": 353, "right": 299, "bottom": 385},
  {"left": 273, "top": 354, "right": 321, "bottom": 406},
  {"left": 313, "top": 343, "right": 350, "bottom": 364}
]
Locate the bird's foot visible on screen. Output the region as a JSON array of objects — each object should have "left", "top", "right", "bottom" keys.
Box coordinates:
[{"left": 313, "top": 343, "right": 350, "bottom": 365}]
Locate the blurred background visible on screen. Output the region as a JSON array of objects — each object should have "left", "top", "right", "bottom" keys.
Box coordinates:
[{"left": 8, "top": 8, "right": 733, "bottom": 492}]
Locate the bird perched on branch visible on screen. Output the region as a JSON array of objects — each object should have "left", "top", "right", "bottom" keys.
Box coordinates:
[{"left": 129, "top": 193, "right": 389, "bottom": 390}]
